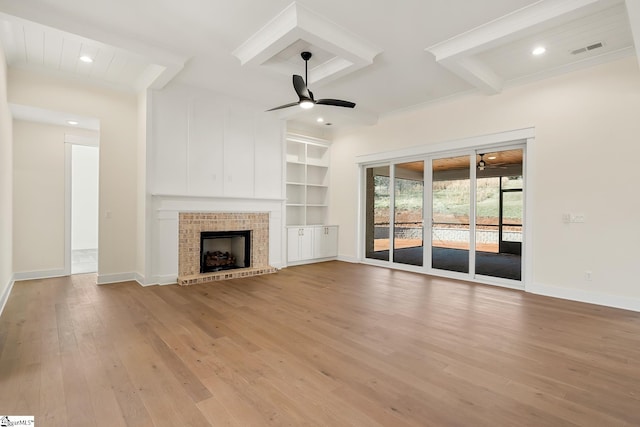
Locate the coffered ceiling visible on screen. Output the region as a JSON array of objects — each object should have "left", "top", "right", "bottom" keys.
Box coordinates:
[{"left": 0, "top": 0, "right": 638, "bottom": 129}]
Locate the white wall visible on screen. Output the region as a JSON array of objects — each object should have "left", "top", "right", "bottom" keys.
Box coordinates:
[
  {"left": 12, "top": 121, "right": 66, "bottom": 273},
  {"left": 9, "top": 69, "right": 138, "bottom": 281},
  {"left": 0, "top": 42, "right": 13, "bottom": 311},
  {"left": 331, "top": 57, "right": 640, "bottom": 309},
  {"left": 71, "top": 144, "right": 99, "bottom": 250}
]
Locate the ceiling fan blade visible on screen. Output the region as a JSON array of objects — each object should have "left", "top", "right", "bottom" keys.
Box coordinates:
[
  {"left": 293, "top": 75, "right": 311, "bottom": 100},
  {"left": 316, "top": 98, "right": 356, "bottom": 108},
  {"left": 266, "top": 102, "right": 299, "bottom": 112}
]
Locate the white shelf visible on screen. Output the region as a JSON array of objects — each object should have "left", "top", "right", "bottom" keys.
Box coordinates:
[{"left": 285, "top": 134, "right": 331, "bottom": 226}]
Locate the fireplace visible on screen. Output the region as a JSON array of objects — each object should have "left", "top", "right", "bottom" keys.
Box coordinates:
[
  {"left": 200, "top": 230, "right": 251, "bottom": 273},
  {"left": 178, "top": 212, "right": 276, "bottom": 285}
]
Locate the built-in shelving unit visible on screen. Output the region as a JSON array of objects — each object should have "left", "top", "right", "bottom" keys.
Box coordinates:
[
  {"left": 285, "top": 133, "right": 338, "bottom": 264},
  {"left": 285, "top": 134, "right": 331, "bottom": 226}
]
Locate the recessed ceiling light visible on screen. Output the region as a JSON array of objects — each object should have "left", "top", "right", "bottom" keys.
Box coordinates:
[
  {"left": 67, "top": 120, "right": 79, "bottom": 125},
  {"left": 316, "top": 117, "right": 324, "bottom": 123},
  {"left": 532, "top": 46, "right": 546, "bottom": 56},
  {"left": 79, "top": 55, "right": 94, "bottom": 63}
]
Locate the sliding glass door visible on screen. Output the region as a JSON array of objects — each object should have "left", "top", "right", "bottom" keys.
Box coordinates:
[
  {"left": 365, "top": 165, "right": 391, "bottom": 262},
  {"left": 363, "top": 145, "right": 524, "bottom": 286},
  {"left": 475, "top": 149, "right": 523, "bottom": 280},
  {"left": 393, "top": 162, "right": 424, "bottom": 266},
  {"left": 431, "top": 155, "right": 471, "bottom": 274}
]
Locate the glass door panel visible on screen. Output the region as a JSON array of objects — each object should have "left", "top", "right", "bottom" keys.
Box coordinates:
[
  {"left": 393, "top": 162, "right": 424, "bottom": 266},
  {"left": 475, "top": 149, "right": 523, "bottom": 281},
  {"left": 431, "top": 155, "right": 470, "bottom": 273},
  {"left": 365, "top": 166, "right": 391, "bottom": 262}
]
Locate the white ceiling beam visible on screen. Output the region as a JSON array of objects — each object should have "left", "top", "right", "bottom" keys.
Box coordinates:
[
  {"left": 426, "top": 0, "right": 602, "bottom": 61},
  {"left": 424, "top": 0, "right": 626, "bottom": 95},
  {"left": 232, "top": 2, "right": 381, "bottom": 86},
  {"left": 626, "top": 0, "right": 640, "bottom": 70},
  {"left": 441, "top": 57, "right": 504, "bottom": 94}
]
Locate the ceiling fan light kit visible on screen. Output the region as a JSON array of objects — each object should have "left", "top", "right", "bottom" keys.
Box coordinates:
[{"left": 267, "top": 51, "right": 356, "bottom": 112}]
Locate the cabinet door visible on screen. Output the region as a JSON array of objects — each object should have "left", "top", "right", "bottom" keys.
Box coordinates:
[
  {"left": 287, "top": 228, "right": 301, "bottom": 262},
  {"left": 152, "top": 89, "right": 188, "bottom": 194},
  {"left": 254, "top": 115, "right": 283, "bottom": 199},
  {"left": 314, "top": 226, "right": 338, "bottom": 258},
  {"left": 188, "top": 97, "right": 224, "bottom": 196},
  {"left": 299, "top": 227, "right": 314, "bottom": 260},
  {"left": 224, "top": 108, "right": 255, "bottom": 198},
  {"left": 287, "top": 227, "right": 314, "bottom": 262}
]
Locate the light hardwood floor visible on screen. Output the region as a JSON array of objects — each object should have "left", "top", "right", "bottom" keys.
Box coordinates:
[{"left": 1, "top": 261, "right": 639, "bottom": 426}]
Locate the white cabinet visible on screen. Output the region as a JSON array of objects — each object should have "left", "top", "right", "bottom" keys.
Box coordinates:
[
  {"left": 223, "top": 108, "right": 255, "bottom": 198},
  {"left": 150, "top": 85, "right": 282, "bottom": 199},
  {"left": 287, "top": 227, "right": 314, "bottom": 262},
  {"left": 188, "top": 96, "right": 224, "bottom": 196},
  {"left": 287, "top": 225, "right": 338, "bottom": 264},
  {"left": 314, "top": 226, "right": 338, "bottom": 259}
]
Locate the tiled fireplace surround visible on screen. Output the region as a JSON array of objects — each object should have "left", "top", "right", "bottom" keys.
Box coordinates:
[{"left": 177, "top": 212, "right": 277, "bottom": 285}]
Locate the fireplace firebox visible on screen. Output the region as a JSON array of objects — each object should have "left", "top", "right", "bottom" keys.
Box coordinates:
[{"left": 200, "top": 230, "right": 251, "bottom": 273}]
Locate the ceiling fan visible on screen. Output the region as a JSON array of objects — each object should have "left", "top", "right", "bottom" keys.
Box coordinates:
[
  {"left": 267, "top": 51, "right": 356, "bottom": 111},
  {"left": 477, "top": 153, "right": 508, "bottom": 171}
]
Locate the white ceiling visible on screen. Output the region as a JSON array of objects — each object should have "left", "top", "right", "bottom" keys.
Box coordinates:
[{"left": 0, "top": 0, "right": 638, "bottom": 129}]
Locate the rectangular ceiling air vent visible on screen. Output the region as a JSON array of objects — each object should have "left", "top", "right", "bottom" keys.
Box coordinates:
[{"left": 571, "top": 42, "right": 604, "bottom": 55}]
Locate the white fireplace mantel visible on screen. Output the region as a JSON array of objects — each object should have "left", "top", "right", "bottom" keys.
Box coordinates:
[{"left": 148, "top": 194, "right": 285, "bottom": 285}]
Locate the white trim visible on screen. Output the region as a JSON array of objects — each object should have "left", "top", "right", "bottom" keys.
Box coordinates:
[
  {"left": 523, "top": 137, "right": 535, "bottom": 289},
  {"left": 0, "top": 275, "right": 16, "bottom": 318},
  {"left": 14, "top": 269, "right": 66, "bottom": 281},
  {"left": 153, "top": 275, "right": 178, "bottom": 286},
  {"left": 151, "top": 193, "right": 285, "bottom": 202},
  {"left": 64, "top": 133, "right": 100, "bottom": 146},
  {"left": 96, "top": 272, "right": 137, "bottom": 285},
  {"left": 64, "top": 143, "right": 72, "bottom": 276},
  {"left": 627, "top": 0, "right": 640, "bottom": 71},
  {"left": 528, "top": 282, "right": 640, "bottom": 313},
  {"left": 64, "top": 141, "right": 100, "bottom": 277},
  {"left": 356, "top": 128, "right": 535, "bottom": 165},
  {"left": 134, "top": 272, "right": 148, "bottom": 286},
  {"left": 286, "top": 132, "right": 331, "bottom": 146},
  {"left": 337, "top": 255, "right": 359, "bottom": 264}
]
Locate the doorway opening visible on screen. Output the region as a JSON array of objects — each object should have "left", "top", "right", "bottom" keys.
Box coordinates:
[{"left": 69, "top": 143, "right": 99, "bottom": 274}]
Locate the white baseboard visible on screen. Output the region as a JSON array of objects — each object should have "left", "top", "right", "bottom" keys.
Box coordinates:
[
  {"left": 528, "top": 282, "right": 640, "bottom": 313},
  {"left": 96, "top": 272, "right": 137, "bottom": 285},
  {"left": 337, "top": 255, "right": 360, "bottom": 264},
  {"left": 0, "top": 274, "right": 15, "bottom": 318},
  {"left": 154, "top": 275, "right": 177, "bottom": 286},
  {"left": 134, "top": 272, "right": 150, "bottom": 287},
  {"left": 13, "top": 269, "right": 66, "bottom": 281}
]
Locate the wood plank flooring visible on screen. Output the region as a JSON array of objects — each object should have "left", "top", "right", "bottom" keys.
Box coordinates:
[{"left": 1, "top": 261, "right": 639, "bottom": 426}]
